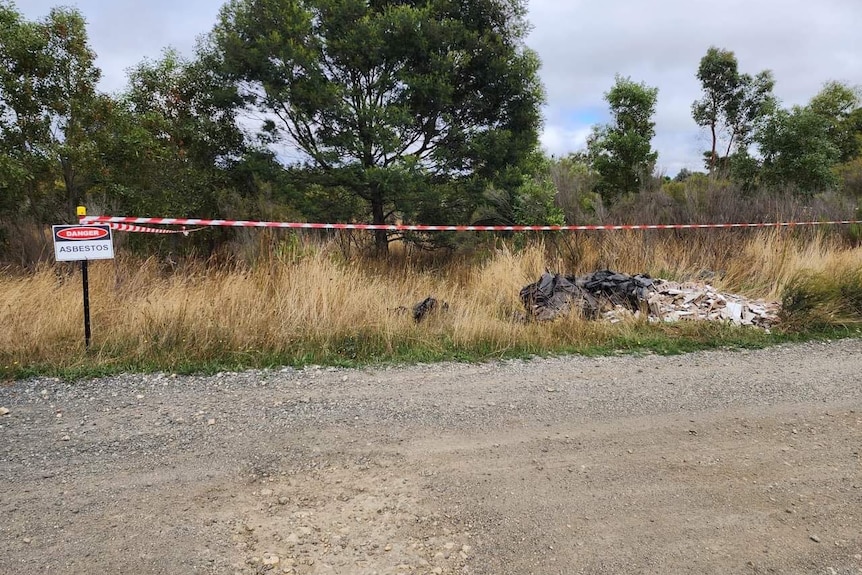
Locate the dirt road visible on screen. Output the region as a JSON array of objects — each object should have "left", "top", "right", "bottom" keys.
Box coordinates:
[{"left": 2, "top": 340, "right": 861, "bottom": 575}]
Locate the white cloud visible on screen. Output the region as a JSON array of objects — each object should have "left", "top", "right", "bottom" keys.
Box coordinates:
[{"left": 540, "top": 123, "right": 592, "bottom": 158}]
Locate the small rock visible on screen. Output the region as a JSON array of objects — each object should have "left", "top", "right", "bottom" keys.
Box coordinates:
[
  {"left": 283, "top": 533, "right": 299, "bottom": 546},
  {"left": 0, "top": 407, "right": 10, "bottom": 416},
  {"left": 22, "top": 537, "right": 31, "bottom": 544},
  {"left": 207, "top": 418, "right": 216, "bottom": 426},
  {"left": 810, "top": 535, "right": 821, "bottom": 543},
  {"left": 278, "top": 497, "right": 289, "bottom": 505},
  {"left": 263, "top": 555, "right": 280, "bottom": 566},
  {"left": 260, "top": 489, "right": 273, "bottom": 497},
  {"left": 61, "top": 435, "right": 70, "bottom": 441}
]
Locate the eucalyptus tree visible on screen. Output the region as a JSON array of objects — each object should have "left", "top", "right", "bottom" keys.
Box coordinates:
[
  {"left": 692, "top": 47, "right": 775, "bottom": 174},
  {"left": 212, "top": 0, "right": 544, "bottom": 253},
  {"left": 587, "top": 75, "right": 659, "bottom": 202}
]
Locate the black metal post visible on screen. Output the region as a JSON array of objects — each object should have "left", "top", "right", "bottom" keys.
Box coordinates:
[{"left": 82, "top": 259, "right": 91, "bottom": 350}]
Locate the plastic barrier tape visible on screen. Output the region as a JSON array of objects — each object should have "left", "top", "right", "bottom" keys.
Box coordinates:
[{"left": 83, "top": 216, "right": 862, "bottom": 233}]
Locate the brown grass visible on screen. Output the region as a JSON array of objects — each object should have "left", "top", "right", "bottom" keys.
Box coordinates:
[{"left": 2, "top": 230, "right": 862, "bottom": 373}]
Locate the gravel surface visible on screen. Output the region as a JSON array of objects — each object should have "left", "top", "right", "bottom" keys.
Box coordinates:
[{"left": 1, "top": 339, "right": 861, "bottom": 574}]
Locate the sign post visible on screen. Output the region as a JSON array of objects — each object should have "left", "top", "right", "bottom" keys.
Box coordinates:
[
  {"left": 82, "top": 258, "right": 91, "bottom": 348},
  {"left": 53, "top": 207, "right": 115, "bottom": 349}
]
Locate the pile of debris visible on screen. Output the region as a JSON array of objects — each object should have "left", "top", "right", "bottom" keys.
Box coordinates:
[
  {"left": 520, "top": 270, "right": 779, "bottom": 329},
  {"left": 643, "top": 280, "right": 779, "bottom": 328},
  {"left": 519, "top": 270, "right": 655, "bottom": 322}
]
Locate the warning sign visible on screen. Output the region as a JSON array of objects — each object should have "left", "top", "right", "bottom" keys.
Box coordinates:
[{"left": 53, "top": 225, "right": 115, "bottom": 261}]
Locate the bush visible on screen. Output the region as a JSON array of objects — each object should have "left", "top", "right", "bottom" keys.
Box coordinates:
[{"left": 780, "top": 266, "right": 862, "bottom": 330}]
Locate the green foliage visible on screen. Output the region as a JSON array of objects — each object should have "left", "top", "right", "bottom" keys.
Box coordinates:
[
  {"left": 514, "top": 179, "right": 565, "bottom": 227},
  {"left": 692, "top": 46, "right": 775, "bottom": 174},
  {"left": 807, "top": 81, "right": 862, "bottom": 163},
  {"left": 0, "top": 3, "right": 101, "bottom": 223},
  {"left": 474, "top": 153, "right": 565, "bottom": 227},
  {"left": 725, "top": 149, "right": 761, "bottom": 191},
  {"left": 212, "top": 0, "right": 544, "bottom": 254},
  {"left": 672, "top": 168, "right": 701, "bottom": 183},
  {"left": 735, "top": 81, "right": 860, "bottom": 195},
  {"left": 835, "top": 156, "right": 862, "bottom": 197},
  {"left": 95, "top": 49, "right": 248, "bottom": 217},
  {"left": 780, "top": 266, "right": 862, "bottom": 331},
  {"left": 757, "top": 106, "right": 841, "bottom": 194},
  {"left": 3, "top": 320, "right": 801, "bottom": 381},
  {"left": 587, "top": 75, "right": 659, "bottom": 203},
  {"left": 549, "top": 154, "right": 602, "bottom": 223},
  {"left": 661, "top": 180, "right": 686, "bottom": 203}
]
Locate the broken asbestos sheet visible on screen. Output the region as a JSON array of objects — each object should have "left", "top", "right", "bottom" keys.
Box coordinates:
[
  {"left": 645, "top": 280, "right": 779, "bottom": 328},
  {"left": 520, "top": 270, "right": 779, "bottom": 329}
]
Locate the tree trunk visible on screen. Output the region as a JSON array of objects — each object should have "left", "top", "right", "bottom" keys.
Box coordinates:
[
  {"left": 371, "top": 197, "right": 388, "bottom": 257},
  {"left": 61, "top": 156, "right": 80, "bottom": 222},
  {"left": 709, "top": 122, "right": 718, "bottom": 174}
]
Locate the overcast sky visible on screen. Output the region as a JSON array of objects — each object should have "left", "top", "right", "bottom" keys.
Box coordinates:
[{"left": 19, "top": 0, "right": 862, "bottom": 174}]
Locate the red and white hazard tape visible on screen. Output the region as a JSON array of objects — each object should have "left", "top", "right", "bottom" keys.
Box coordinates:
[
  {"left": 83, "top": 215, "right": 862, "bottom": 233},
  {"left": 107, "top": 223, "right": 180, "bottom": 234},
  {"left": 106, "top": 223, "right": 207, "bottom": 235}
]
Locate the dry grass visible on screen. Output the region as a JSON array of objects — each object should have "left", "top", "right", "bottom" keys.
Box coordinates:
[{"left": 2, "top": 230, "right": 862, "bottom": 375}]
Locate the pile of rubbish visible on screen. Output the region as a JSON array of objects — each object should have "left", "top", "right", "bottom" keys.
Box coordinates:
[
  {"left": 643, "top": 280, "right": 779, "bottom": 328},
  {"left": 519, "top": 270, "right": 779, "bottom": 329},
  {"left": 519, "top": 270, "right": 655, "bottom": 321}
]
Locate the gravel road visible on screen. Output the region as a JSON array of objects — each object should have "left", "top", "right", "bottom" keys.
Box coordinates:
[{"left": 2, "top": 340, "right": 861, "bottom": 575}]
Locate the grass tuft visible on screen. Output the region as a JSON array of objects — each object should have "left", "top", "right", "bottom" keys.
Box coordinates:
[{"left": 780, "top": 265, "right": 862, "bottom": 331}]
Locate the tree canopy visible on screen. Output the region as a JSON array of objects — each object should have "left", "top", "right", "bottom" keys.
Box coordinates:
[
  {"left": 587, "top": 75, "right": 658, "bottom": 202},
  {"left": 212, "top": 0, "right": 544, "bottom": 253},
  {"left": 692, "top": 46, "right": 775, "bottom": 174},
  {"left": 0, "top": 3, "right": 101, "bottom": 223}
]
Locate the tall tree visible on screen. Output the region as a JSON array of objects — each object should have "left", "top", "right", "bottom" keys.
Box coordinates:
[
  {"left": 212, "top": 0, "right": 544, "bottom": 254},
  {"left": 692, "top": 47, "right": 775, "bottom": 174},
  {"left": 587, "top": 75, "right": 658, "bottom": 203},
  {"left": 0, "top": 3, "right": 101, "bottom": 222}
]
